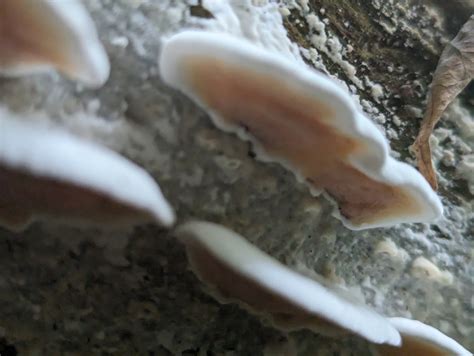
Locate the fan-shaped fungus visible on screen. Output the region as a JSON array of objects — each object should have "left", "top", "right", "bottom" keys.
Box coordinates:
[
  {"left": 0, "top": 110, "right": 175, "bottom": 231},
  {"left": 176, "top": 221, "right": 401, "bottom": 346},
  {"left": 0, "top": 0, "right": 110, "bottom": 87},
  {"left": 160, "top": 31, "right": 442, "bottom": 229}
]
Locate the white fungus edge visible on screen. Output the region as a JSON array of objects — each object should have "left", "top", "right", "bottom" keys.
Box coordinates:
[
  {"left": 176, "top": 220, "right": 402, "bottom": 346},
  {"left": 388, "top": 317, "right": 472, "bottom": 355},
  {"left": 0, "top": 0, "right": 110, "bottom": 87},
  {"left": 158, "top": 31, "right": 442, "bottom": 230},
  {"left": 0, "top": 109, "right": 175, "bottom": 229}
]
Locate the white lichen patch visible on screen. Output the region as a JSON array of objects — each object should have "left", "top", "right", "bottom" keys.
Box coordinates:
[
  {"left": 374, "top": 1, "right": 447, "bottom": 55},
  {"left": 283, "top": 2, "right": 406, "bottom": 145},
  {"left": 457, "top": 154, "right": 474, "bottom": 194},
  {"left": 305, "top": 13, "right": 364, "bottom": 89},
  {"left": 365, "top": 77, "right": 385, "bottom": 102},
  {"left": 411, "top": 256, "right": 454, "bottom": 285},
  {"left": 374, "top": 239, "right": 409, "bottom": 263},
  {"left": 447, "top": 101, "right": 474, "bottom": 140},
  {"left": 187, "top": 0, "right": 302, "bottom": 62},
  {"left": 301, "top": 198, "right": 323, "bottom": 217}
]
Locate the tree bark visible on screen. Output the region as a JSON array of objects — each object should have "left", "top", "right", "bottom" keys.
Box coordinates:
[{"left": 0, "top": 0, "right": 472, "bottom": 354}]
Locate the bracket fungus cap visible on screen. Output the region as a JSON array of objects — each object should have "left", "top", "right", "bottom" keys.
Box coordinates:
[
  {"left": 159, "top": 31, "right": 443, "bottom": 230},
  {"left": 374, "top": 317, "right": 472, "bottom": 355},
  {"left": 0, "top": 0, "right": 110, "bottom": 87},
  {"left": 0, "top": 111, "right": 175, "bottom": 231},
  {"left": 176, "top": 221, "right": 401, "bottom": 346}
]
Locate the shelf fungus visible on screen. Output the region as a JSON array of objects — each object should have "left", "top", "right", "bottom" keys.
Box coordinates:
[
  {"left": 159, "top": 31, "right": 442, "bottom": 229},
  {"left": 0, "top": 0, "right": 110, "bottom": 87},
  {"left": 373, "top": 317, "right": 471, "bottom": 355},
  {"left": 0, "top": 111, "right": 175, "bottom": 231},
  {"left": 175, "top": 221, "right": 401, "bottom": 346}
]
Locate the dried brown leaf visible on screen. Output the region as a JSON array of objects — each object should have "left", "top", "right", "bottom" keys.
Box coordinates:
[{"left": 412, "top": 15, "right": 474, "bottom": 190}]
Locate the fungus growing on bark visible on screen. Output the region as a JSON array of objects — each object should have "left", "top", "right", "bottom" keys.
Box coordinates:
[
  {"left": 412, "top": 15, "right": 474, "bottom": 190},
  {"left": 0, "top": 110, "right": 175, "bottom": 231},
  {"left": 159, "top": 31, "right": 442, "bottom": 230},
  {"left": 0, "top": 0, "right": 110, "bottom": 87},
  {"left": 175, "top": 221, "right": 401, "bottom": 346},
  {"left": 374, "top": 317, "right": 471, "bottom": 355}
]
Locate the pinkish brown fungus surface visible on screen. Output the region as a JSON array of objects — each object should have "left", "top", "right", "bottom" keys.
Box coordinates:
[
  {"left": 0, "top": 0, "right": 68, "bottom": 70},
  {"left": 176, "top": 221, "right": 401, "bottom": 345},
  {"left": 185, "top": 235, "right": 344, "bottom": 336},
  {"left": 0, "top": 165, "right": 153, "bottom": 231},
  {"left": 0, "top": 0, "right": 109, "bottom": 87},
  {"left": 375, "top": 336, "right": 451, "bottom": 356},
  {"left": 0, "top": 111, "right": 175, "bottom": 231},
  {"left": 159, "top": 31, "right": 442, "bottom": 230},
  {"left": 184, "top": 57, "right": 421, "bottom": 226},
  {"left": 373, "top": 318, "right": 472, "bottom": 356}
]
